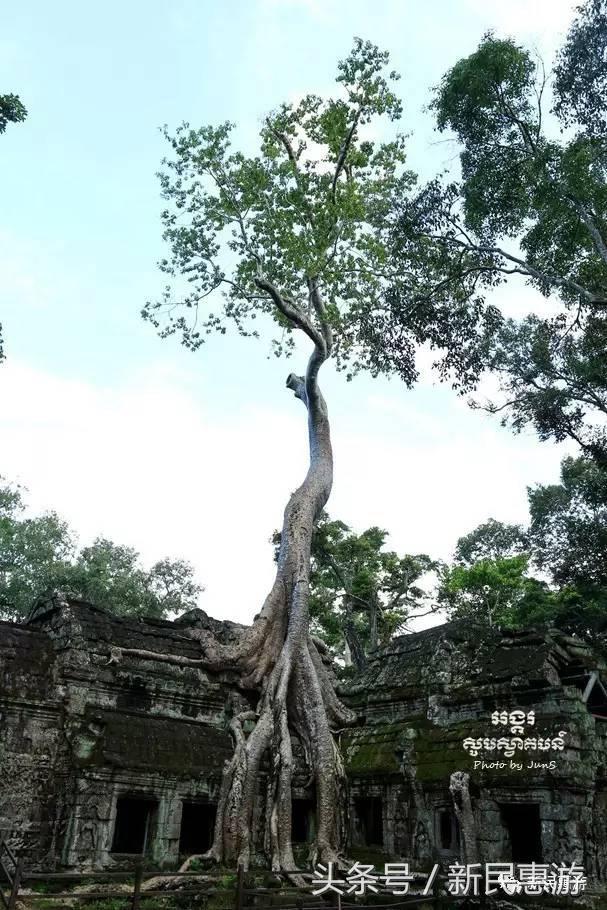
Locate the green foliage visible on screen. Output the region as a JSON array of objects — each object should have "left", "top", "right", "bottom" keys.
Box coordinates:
[
  {"left": 296, "top": 513, "right": 438, "bottom": 665},
  {"left": 433, "top": 34, "right": 540, "bottom": 239},
  {"left": 0, "top": 478, "right": 76, "bottom": 619},
  {"left": 554, "top": 0, "right": 607, "bottom": 135},
  {"left": 482, "top": 313, "right": 607, "bottom": 465},
  {"left": 0, "top": 93, "right": 27, "bottom": 135},
  {"left": 529, "top": 455, "right": 607, "bottom": 587},
  {"left": 0, "top": 477, "right": 203, "bottom": 620},
  {"left": 454, "top": 518, "right": 528, "bottom": 564},
  {"left": 439, "top": 554, "right": 557, "bottom": 629},
  {"left": 66, "top": 540, "right": 202, "bottom": 619},
  {"left": 392, "top": 1, "right": 607, "bottom": 461},
  {"left": 145, "top": 39, "right": 493, "bottom": 388},
  {"left": 447, "top": 455, "right": 607, "bottom": 637},
  {"left": 430, "top": 28, "right": 606, "bottom": 291}
]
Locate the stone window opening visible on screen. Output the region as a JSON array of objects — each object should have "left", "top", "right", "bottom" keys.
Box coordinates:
[
  {"left": 111, "top": 796, "right": 158, "bottom": 855},
  {"left": 435, "top": 807, "right": 460, "bottom": 853},
  {"left": 582, "top": 671, "right": 607, "bottom": 719},
  {"left": 291, "top": 798, "right": 316, "bottom": 843},
  {"left": 179, "top": 801, "right": 216, "bottom": 856},
  {"left": 354, "top": 796, "right": 383, "bottom": 847},
  {"left": 499, "top": 803, "right": 542, "bottom": 863}
]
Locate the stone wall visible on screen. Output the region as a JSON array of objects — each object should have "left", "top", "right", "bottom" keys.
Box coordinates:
[
  {"left": 2, "top": 602, "right": 607, "bottom": 879},
  {"left": 0, "top": 599, "right": 247, "bottom": 869},
  {"left": 340, "top": 622, "right": 607, "bottom": 879}
]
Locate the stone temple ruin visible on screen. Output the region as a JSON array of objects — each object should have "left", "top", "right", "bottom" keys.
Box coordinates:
[{"left": 1, "top": 595, "right": 607, "bottom": 880}]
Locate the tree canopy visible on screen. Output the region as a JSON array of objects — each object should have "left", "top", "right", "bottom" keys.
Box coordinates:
[
  {"left": 392, "top": 0, "right": 607, "bottom": 464},
  {"left": 442, "top": 454, "right": 607, "bottom": 638},
  {"left": 454, "top": 517, "right": 528, "bottom": 564},
  {"left": 143, "top": 39, "right": 492, "bottom": 390},
  {"left": 302, "top": 513, "right": 437, "bottom": 669},
  {"left": 417, "top": 0, "right": 607, "bottom": 644},
  {"left": 0, "top": 93, "right": 26, "bottom": 135},
  {"left": 138, "top": 38, "right": 496, "bottom": 870},
  {"left": 438, "top": 553, "right": 557, "bottom": 630},
  {"left": 527, "top": 455, "right": 607, "bottom": 634},
  {"left": 0, "top": 477, "right": 203, "bottom": 620}
]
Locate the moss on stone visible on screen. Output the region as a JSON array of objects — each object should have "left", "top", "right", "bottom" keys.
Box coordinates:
[
  {"left": 343, "top": 722, "right": 413, "bottom": 774},
  {"left": 343, "top": 717, "right": 476, "bottom": 779}
]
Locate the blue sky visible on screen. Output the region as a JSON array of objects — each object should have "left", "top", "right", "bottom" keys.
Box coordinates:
[{"left": 0, "top": 0, "right": 578, "bottom": 624}]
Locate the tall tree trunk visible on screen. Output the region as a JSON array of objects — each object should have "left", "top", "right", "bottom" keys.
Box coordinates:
[
  {"left": 115, "top": 281, "right": 355, "bottom": 870},
  {"left": 192, "top": 345, "right": 355, "bottom": 870}
]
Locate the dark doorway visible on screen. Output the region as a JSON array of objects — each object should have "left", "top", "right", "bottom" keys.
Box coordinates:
[
  {"left": 112, "top": 797, "right": 157, "bottom": 854},
  {"left": 354, "top": 797, "right": 383, "bottom": 846},
  {"left": 292, "top": 799, "right": 315, "bottom": 843},
  {"left": 179, "top": 801, "right": 216, "bottom": 855},
  {"left": 436, "top": 808, "right": 460, "bottom": 852},
  {"left": 500, "top": 804, "right": 542, "bottom": 862}
]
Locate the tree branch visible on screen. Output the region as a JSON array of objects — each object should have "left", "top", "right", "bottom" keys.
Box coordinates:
[
  {"left": 573, "top": 201, "right": 607, "bottom": 267},
  {"left": 307, "top": 276, "right": 332, "bottom": 355},
  {"left": 441, "top": 236, "right": 601, "bottom": 303},
  {"left": 269, "top": 124, "right": 316, "bottom": 230},
  {"left": 254, "top": 276, "right": 325, "bottom": 351},
  {"left": 324, "top": 553, "right": 372, "bottom": 612},
  {"left": 331, "top": 107, "right": 361, "bottom": 203}
]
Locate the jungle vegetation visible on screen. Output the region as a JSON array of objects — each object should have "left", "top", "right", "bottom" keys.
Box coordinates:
[{"left": 0, "top": 0, "right": 605, "bottom": 871}]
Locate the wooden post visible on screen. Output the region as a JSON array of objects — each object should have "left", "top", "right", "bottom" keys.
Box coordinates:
[
  {"left": 236, "top": 863, "right": 245, "bottom": 910},
  {"left": 7, "top": 858, "right": 22, "bottom": 910},
  {"left": 131, "top": 861, "right": 143, "bottom": 910}
]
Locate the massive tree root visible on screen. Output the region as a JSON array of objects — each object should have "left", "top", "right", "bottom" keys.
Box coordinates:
[{"left": 116, "top": 326, "right": 356, "bottom": 872}]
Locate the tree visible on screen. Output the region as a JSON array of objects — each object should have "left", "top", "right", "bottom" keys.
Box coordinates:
[
  {"left": 0, "top": 477, "right": 202, "bottom": 620},
  {"left": 439, "top": 554, "right": 557, "bottom": 629},
  {"left": 446, "top": 455, "right": 607, "bottom": 636},
  {"left": 306, "top": 513, "right": 438, "bottom": 670},
  {"left": 0, "top": 94, "right": 27, "bottom": 135},
  {"left": 529, "top": 455, "right": 607, "bottom": 587},
  {"left": 0, "top": 478, "right": 75, "bottom": 619},
  {"left": 454, "top": 517, "right": 528, "bottom": 564},
  {"left": 67, "top": 539, "right": 202, "bottom": 619},
  {"left": 553, "top": 0, "right": 607, "bottom": 137},
  {"left": 135, "top": 40, "right": 490, "bottom": 870},
  {"left": 1, "top": 92, "right": 28, "bottom": 363},
  {"left": 527, "top": 455, "right": 607, "bottom": 633},
  {"left": 391, "top": 0, "right": 607, "bottom": 465}
]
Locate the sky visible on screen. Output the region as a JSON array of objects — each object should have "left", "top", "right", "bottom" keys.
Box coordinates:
[{"left": 0, "top": 0, "right": 580, "bottom": 627}]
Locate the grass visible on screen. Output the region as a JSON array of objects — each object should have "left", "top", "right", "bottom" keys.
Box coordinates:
[{"left": 22, "top": 899, "right": 184, "bottom": 910}]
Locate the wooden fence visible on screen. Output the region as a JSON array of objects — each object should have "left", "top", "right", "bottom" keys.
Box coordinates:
[
  {"left": 0, "top": 838, "right": 23, "bottom": 910},
  {"left": 0, "top": 839, "right": 463, "bottom": 910}
]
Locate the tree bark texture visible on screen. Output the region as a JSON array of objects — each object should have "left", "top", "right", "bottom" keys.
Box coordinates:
[
  {"left": 115, "top": 291, "right": 355, "bottom": 871},
  {"left": 197, "top": 340, "right": 356, "bottom": 869}
]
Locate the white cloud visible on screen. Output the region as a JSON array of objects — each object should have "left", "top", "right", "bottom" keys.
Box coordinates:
[
  {"left": 0, "top": 0, "right": 581, "bottom": 636},
  {"left": 331, "top": 397, "right": 569, "bottom": 564},
  {"left": 259, "top": 0, "right": 330, "bottom": 18},
  {"left": 0, "top": 359, "right": 307, "bottom": 624},
  {"left": 0, "top": 355, "right": 570, "bottom": 629},
  {"left": 464, "top": 0, "right": 577, "bottom": 39}
]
